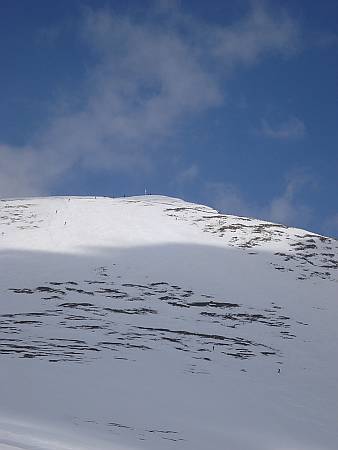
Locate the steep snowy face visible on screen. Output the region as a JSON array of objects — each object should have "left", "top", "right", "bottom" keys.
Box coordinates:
[{"left": 0, "top": 196, "right": 337, "bottom": 450}]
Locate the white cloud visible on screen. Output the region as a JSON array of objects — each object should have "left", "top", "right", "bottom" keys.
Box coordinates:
[
  {"left": 0, "top": 2, "right": 300, "bottom": 197},
  {"left": 266, "top": 171, "right": 314, "bottom": 224},
  {"left": 204, "top": 182, "right": 252, "bottom": 217},
  {"left": 259, "top": 117, "right": 306, "bottom": 140},
  {"left": 203, "top": 171, "right": 314, "bottom": 227},
  {"left": 0, "top": 145, "right": 52, "bottom": 197},
  {"left": 316, "top": 32, "right": 338, "bottom": 47},
  {"left": 205, "top": 2, "right": 299, "bottom": 68},
  {"left": 175, "top": 164, "right": 199, "bottom": 185},
  {"left": 323, "top": 213, "right": 338, "bottom": 238}
]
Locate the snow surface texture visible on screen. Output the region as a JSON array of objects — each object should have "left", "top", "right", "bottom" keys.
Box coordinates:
[{"left": 0, "top": 195, "right": 337, "bottom": 450}]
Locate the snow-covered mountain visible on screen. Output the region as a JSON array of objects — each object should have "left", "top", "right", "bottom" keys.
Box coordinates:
[{"left": 0, "top": 195, "right": 337, "bottom": 450}]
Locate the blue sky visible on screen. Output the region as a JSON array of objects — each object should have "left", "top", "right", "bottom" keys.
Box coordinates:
[{"left": 0, "top": 0, "right": 337, "bottom": 237}]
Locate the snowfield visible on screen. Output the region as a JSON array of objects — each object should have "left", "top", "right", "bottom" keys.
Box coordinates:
[{"left": 0, "top": 195, "right": 337, "bottom": 450}]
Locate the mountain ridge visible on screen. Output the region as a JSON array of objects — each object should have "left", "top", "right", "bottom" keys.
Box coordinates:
[
  {"left": 2, "top": 195, "right": 337, "bottom": 282},
  {"left": 0, "top": 195, "right": 337, "bottom": 450}
]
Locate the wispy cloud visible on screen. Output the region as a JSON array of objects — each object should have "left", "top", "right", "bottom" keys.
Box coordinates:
[
  {"left": 175, "top": 164, "right": 200, "bottom": 185},
  {"left": 204, "top": 2, "right": 299, "bottom": 68},
  {"left": 0, "top": 2, "right": 300, "bottom": 196},
  {"left": 204, "top": 182, "right": 251, "bottom": 217},
  {"left": 266, "top": 171, "right": 314, "bottom": 224},
  {"left": 315, "top": 32, "right": 338, "bottom": 48},
  {"left": 323, "top": 213, "right": 338, "bottom": 238},
  {"left": 259, "top": 117, "right": 306, "bottom": 140},
  {"left": 203, "top": 170, "right": 315, "bottom": 228},
  {"left": 0, "top": 144, "right": 55, "bottom": 197}
]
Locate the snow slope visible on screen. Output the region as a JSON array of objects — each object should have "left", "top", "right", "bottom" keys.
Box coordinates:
[{"left": 0, "top": 195, "right": 337, "bottom": 450}]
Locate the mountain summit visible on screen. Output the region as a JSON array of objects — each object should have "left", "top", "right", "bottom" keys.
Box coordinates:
[{"left": 0, "top": 196, "right": 337, "bottom": 450}]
